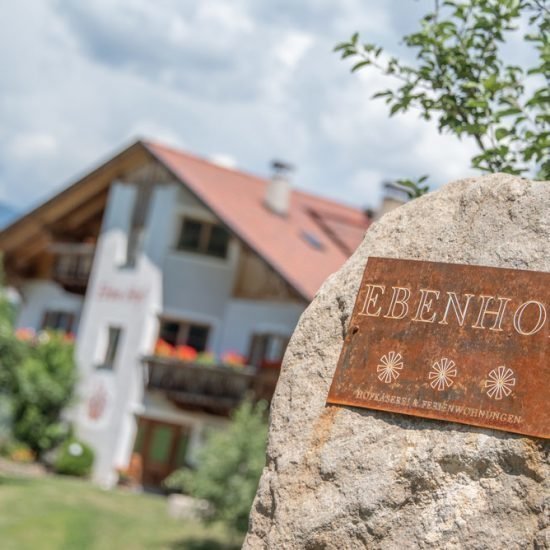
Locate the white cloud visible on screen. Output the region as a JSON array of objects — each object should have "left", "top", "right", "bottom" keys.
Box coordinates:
[
  {"left": 0, "top": 0, "right": 534, "bottom": 213},
  {"left": 8, "top": 133, "right": 58, "bottom": 160},
  {"left": 128, "top": 121, "right": 187, "bottom": 150},
  {"left": 408, "top": 123, "right": 479, "bottom": 185},
  {"left": 167, "top": 16, "right": 189, "bottom": 45},
  {"left": 197, "top": 2, "right": 254, "bottom": 33},
  {"left": 349, "top": 168, "right": 386, "bottom": 208},
  {"left": 317, "top": 57, "right": 478, "bottom": 199},
  {"left": 274, "top": 31, "right": 314, "bottom": 69}
]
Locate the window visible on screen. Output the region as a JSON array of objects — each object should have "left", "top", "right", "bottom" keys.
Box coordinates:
[
  {"left": 159, "top": 319, "right": 210, "bottom": 352},
  {"left": 176, "top": 218, "right": 230, "bottom": 259},
  {"left": 42, "top": 310, "right": 75, "bottom": 333},
  {"left": 54, "top": 254, "right": 92, "bottom": 281},
  {"left": 206, "top": 225, "right": 230, "bottom": 257},
  {"left": 248, "top": 333, "right": 289, "bottom": 367},
  {"left": 178, "top": 219, "right": 202, "bottom": 251},
  {"left": 102, "top": 326, "right": 123, "bottom": 369},
  {"left": 301, "top": 231, "right": 324, "bottom": 251}
]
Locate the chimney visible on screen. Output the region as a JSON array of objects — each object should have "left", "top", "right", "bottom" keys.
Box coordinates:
[
  {"left": 265, "top": 160, "right": 293, "bottom": 216},
  {"left": 376, "top": 181, "right": 409, "bottom": 219}
]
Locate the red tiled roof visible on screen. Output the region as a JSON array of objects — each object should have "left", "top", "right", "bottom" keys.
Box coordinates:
[{"left": 144, "top": 141, "right": 371, "bottom": 301}]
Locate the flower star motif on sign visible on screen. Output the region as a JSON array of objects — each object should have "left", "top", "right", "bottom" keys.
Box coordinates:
[
  {"left": 485, "top": 366, "right": 516, "bottom": 400},
  {"left": 429, "top": 358, "right": 457, "bottom": 391},
  {"left": 377, "top": 351, "right": 404, "bottom": 384}
]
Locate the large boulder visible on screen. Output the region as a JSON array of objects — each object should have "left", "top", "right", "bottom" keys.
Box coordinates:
[{"left": 245, "top": 174, "right": 549, "bottom": 549}]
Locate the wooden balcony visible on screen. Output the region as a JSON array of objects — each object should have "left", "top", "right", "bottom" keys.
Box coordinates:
[
  {"left": 50, "top": 242, "right": 95, "bottom": 294},
  {"left": 142, "top": 355, "right": 280, "bottom": 416}
]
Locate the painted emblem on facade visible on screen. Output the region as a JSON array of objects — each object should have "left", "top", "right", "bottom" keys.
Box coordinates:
[
  {"left": 428, "top": 358, "right": 457, "bottom": 391},
  {"left": 83, "top": 374, "right": 115, "bottom": 428},
  {"left": 485, "top": 366, "right": 516, "bottom": 400},
  {"left": 88, "top": 380, "right": 108, "bottom": 421},
  {"left": 377, "top": 351, "right": 404, "bottom": 384}
]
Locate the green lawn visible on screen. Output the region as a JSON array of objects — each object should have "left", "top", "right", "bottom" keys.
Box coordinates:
[{"left": 0, "top": 474, "right": 242, "bottom": 550}]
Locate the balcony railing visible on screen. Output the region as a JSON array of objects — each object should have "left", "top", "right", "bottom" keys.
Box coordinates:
[
  {"left": 142, "top": 355, "right": 280, "bottom": 415},
  {"left": 50, "top": 243, "right": 95, "bottom": 293}
]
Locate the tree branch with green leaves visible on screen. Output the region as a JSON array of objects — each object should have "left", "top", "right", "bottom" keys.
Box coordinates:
[{"left": 336, "top": 0, "right": 549, "bottom": 196}]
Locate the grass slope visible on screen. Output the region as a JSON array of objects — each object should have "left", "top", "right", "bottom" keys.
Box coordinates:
[{"left": 0, "top": 474, "right": 242, "bottom": 550}]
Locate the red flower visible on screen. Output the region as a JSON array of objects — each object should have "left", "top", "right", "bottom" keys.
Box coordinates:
[
  {"left": 222, "top": 351, "right": 246, "bottom": 367},
  {"left": 175, "top": 345, "right": 198, "bottom": 362},
  {"left": 155, "top": 339, "right": 175, "bottom": 357},
  {"left": 15, "top": 328, "right": 35, "bottom": 341}
]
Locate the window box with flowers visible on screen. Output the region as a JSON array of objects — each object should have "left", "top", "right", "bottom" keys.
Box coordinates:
[{"left": 144, "top": 341, "right": 257, "bottom": 414}]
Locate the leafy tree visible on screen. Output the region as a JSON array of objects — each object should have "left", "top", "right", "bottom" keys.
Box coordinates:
[
  {"left": 0, "top": 262, "right": 24, "bottom": 441},
  {"left": 10, "top": 333, "right": 77, "bottom": 456},
  {"left": 336, "top": 0, "right": 549, "bottom": 196},
  {"left": 0, "top": 257, "right": 77, "bottom": 456},
  {"left": 0, "top": 256, "right": 16, "bottom": 333},
  {"left": 0, "top": 328, "right": 26, "bottom": 393},
  {"left": 165, "top": 400, "right": 269, "bottom": 533}
]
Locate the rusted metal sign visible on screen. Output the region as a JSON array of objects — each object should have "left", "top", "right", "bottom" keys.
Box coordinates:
[{"left": 327, "top": 257, "right": 549, "bottom": 439}]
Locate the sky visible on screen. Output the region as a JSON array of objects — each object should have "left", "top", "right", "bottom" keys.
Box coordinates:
[{"left": 0, "top": 0, "right": 503, "bottom": 213}]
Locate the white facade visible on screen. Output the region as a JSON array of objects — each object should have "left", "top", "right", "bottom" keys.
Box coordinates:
[
  {"left": 17, "top": 280, "right": 83, "bottom": 333},
  {"left": 15, "top": 170, "right": 306, "bottom": 486}
]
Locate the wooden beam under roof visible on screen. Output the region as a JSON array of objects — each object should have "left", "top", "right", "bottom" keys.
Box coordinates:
[
  {"left": 0, "top": 141, "right": 149, "bottom": 253},
  {"left": 63, "top": 191, "right": 108, "bottom": 231},
  {"left": 13, "top": 232, "right": 52, "bottom": 269}
]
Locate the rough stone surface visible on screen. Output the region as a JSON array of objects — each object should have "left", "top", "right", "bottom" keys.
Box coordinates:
[{"left": 244, "top": 174, "right": 550, "bottom": 550}]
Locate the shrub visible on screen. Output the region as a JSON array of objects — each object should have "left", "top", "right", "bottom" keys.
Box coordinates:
[
  {"left": 0, "top": 328, "right": 28, "bottom": 394},
  {"left": 53, "top": 438, "right": 94, "bottom": 477},
  {"left": 0, "top": 268, "right": 76, "bottom": 459},
  {"left": 170, "top": 400, "right": 268, "bottom": 533},
  {"left": 163, "top": 466, "right": 191, "bottom": 492},
  {"left": 10, "top": 331, "right": 76, "bottom": 456}
]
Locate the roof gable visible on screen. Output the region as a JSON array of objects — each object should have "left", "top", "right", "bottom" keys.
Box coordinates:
[
  {"left": 0, "top": 141, "right": 151, "bottom": 255},
  {"left": 0, "top": 140, "right": 370, "bottom": 300}
]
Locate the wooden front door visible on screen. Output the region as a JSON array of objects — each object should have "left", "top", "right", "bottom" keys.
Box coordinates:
[{"left": 135, "top": 418, "right": 190, "bottom": 487}]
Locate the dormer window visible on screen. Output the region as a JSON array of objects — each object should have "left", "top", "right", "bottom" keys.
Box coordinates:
[{"left": 176, "top": 218, "right": 230, "bottom": 259}]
